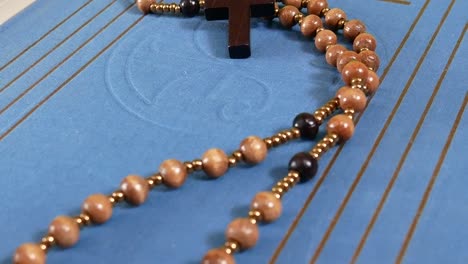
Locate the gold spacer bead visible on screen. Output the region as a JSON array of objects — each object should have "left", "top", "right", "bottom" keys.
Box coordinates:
[
  {"left": 301, "top": 0, "right": 310, "bottom": 8},
  {"left": 316, "top": 27, "right": 325, "bottom": 34},
  {"left": 184, "top": 161, "right": 194, "bottom": 173},
  {"left": 278, "top": 132, "right": 289, "bottom": 143},
  {"left": 264, "top": 138, "right": 274, "bottom": 149},
  {"left": 272, "top": 136, "right": 282, "bottom": 146},
  {"left": 294, "top": 13, "right": 304, "bottom": 24},
  {"left": 192, "top": 159, "right": 203, "bottom": 171},
  {"left": 283, "top": 130, "right": 294, "bottom": 140},
  {"left": 337, "top": 18, "right": 347, "bottom": 29},
  {"left": 344, "top": 109, "right": 355, "bottom": 120},
  {"left": 149, "top": 3, "right": 157, "bottom": 13},
  {"left": 248, "top": 210, "right": 262, "bottom": 224},
  {"left": 232, "top": 150, "right": 243, "bottom": 161},
  {"left": 278, "top": 181, "right": 291, "bottom": 191},
  {"left": 271, "top": 186, "right": 284, "bottom": 199},
  {"left": 109, "top": 190, "right": 125, "bottom": 205},
  {"left": 174, "top": 5, "right": 181, "bottom": 13},
  {"left": 163, "top": 4, "right": 170, "bottom": 13},
  {"left": 39, "top": 235, "right": 55, "bottom": 251},
  {"left": 75, "top": 213, "right": 91, "bottom": 227},
  {"left": 291, "top": 127, "right": 301, "bottom": 138},
  {"left": 320, "top": 7, "right": 330, "bottom": 16},
  {"left": 199, "top": 0, "right": 206, "bottom": 9},
  {"left": 228, "top": 157, "right": 237, "bottom": 167},
  {"left": 224, "top": 240, "right": 240, "bottom": 255},
  {"left": 147, "top": 174, "right": 163, "bottom": 189}
]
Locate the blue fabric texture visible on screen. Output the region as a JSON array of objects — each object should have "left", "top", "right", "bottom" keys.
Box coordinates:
[{"left": 0, "top": 0, "right": 467, "bottom": 263}]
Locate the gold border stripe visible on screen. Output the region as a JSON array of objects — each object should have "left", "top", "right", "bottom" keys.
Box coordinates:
[
  {"left": 395, "top": 33, "right": 468, "bottom": 264},
  {"left": 0, "top": 2, "right": 130, "bottom": 116},
  {"left": 379, "top": 0, "right": 411, "bottom": 5},
  {"left": 0, "top": 15, "right": 144, "bottom": 142},
  {"left": 352, "top": 22, "right": 468, "bottom": 264},
  {"left": 0, "top": 0, "right": 117, "bottom": 94},
  {"left": 268, "top": 1, "right": 432, "bottom": 262},
  {"left": 309, "top": 0, "right": 457, "bottom": 262},
  {"left": 0, "top": 0, "right": 93, "bottom": 72}
]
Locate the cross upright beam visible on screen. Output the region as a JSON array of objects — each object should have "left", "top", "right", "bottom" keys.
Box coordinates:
[{"left": 204, "top": 0, "right": 275, "bottom": 59}]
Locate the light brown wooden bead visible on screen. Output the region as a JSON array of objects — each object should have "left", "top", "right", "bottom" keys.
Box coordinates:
[
  {"left": 82, "top": 194, "right": 113, "bottom": 224},
  {"left": 343, "top": 19, "right": 366, "bottom": 40},
  {"left": 251, "top": 192, "right": 282, "bottom": 222},
  {"left": 315, "top": 29, "right": 337, "bottom": 52},
  {"left": 337, "top": 50, "right": 360, "bottom": 73},
  {"left": 354, "top": 33, "right": 377, "bottom": 52},
  {"left": 202, "top": 148, "right": 229, "bottom": 178},
  {"left": 225, "top": 218, "right": 259, "bottom": 249},
  {"left": 300, "top": 15, "right": 323, "bottom": 38},
  {"left": 136, "top": 0, "right": 153, "bottom": 14},
  {"left": 341, "top": 61, "right": 369, "bottom": 85},
  {"left": 324, "top": 8, "right": 346, "bottom": 29},
  {"left": 325, "top": 44, "right": 346, "bottom": 66},
  {"left": 14, "top": 243, "right": 46, "bottom": 264},
  {"left": 159, "top": 159, "right": 188, "bottom": 188},
  {"left": 120, "top": 175, "right": 149, "bottom": 205},
  {"left": 278, "top": 5, "right": 300, "bottom": 28},
  {"left": 327, "top": 114, "right": 355, "bottom": 141},
  {"left": 336, "top": 86, "right": 367, "bottom": 112},
  {"left": 48, "top": 216, "right": 80, "bottom": 248},
  {"left": 366, "top": 70, "right": 380, "bottom": 94},
  {"left": 239, "top": 136, "right": 268, "bottom": 164},
  {"left": 202, "top": 249, "right": 235, "bottom": 264},
  {"left": 307, "top": 0, "right": 328, "bottom": 16},
  {"left": 359, "top": 49, "right": 380, "bottom": 71},
  {"left": 282, "top": 0, "right": 302, "bottom": 8}
]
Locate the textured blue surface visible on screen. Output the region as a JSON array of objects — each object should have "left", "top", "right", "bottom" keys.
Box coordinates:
[{"left": 0, "top": 0, "right": 467, "bottom": 263}]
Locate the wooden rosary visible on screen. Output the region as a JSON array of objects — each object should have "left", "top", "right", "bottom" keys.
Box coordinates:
[{"left": 13, "top": 0, "right": 381, "bottom": 263}]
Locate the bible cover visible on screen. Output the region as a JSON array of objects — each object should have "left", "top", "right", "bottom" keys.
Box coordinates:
[{"left": 0, "top": 0, "right": 467, "bottom": 263}]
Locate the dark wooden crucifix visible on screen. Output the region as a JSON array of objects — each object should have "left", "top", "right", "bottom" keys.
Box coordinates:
[{"left": 204, "top": 0, "right": 275, "bottom": 59}]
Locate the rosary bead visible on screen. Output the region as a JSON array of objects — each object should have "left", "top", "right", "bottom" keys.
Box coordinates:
[
  {"left": 341, "top": 60, "right": 369, "bottom": 86},
  {"left": 327, "top": 114, "right": 355, "bottom": 141},
  {"left": 353, "top": 33, "right": 377, "bottom": 52},
  {"left": 325, "top": 44, "right": 346, "bottom": 66},
  {"left": 343, "top": 19, "right": 367, "bottom": 40},
  {"left": 48, "top": 216, "right": 80, "bottom": 248},
  {"left": 324, "top": 8, "right": 346, "bottom": 29},
  {"left": 251, "top": 192, "right": 282, "bottom": 222},
  {"left": 300, "top": 15, "right": 323, "bottom": 38},
  {"left": 179, "top": 0, "right": 200, "bottom": 17},
  {"left": 120, "top": 175, "right": 149, "bottom": 205},
  {"left": 366, "top": 70, "right": 380, "bottom": 94},
  {"left": 359, "top": 49, "right": 380, "bottom": 71},
  {"left": 202, "top": 148, "right": 229, "bottom": 178},
  {"left": 14, "top": 243, "right": 45, "bottom": 264},
  {"left": 292, "top": 112, "right": 319, "bottom": 140},
  {"left": 225, "top": 218, "right": 259, "bottom": 249},
  {"left": 160, "top": 159, "right": 188, "bottom": 188},
  {"left": 336, "top": 86, "right": 367, "bottom": 112},
  {"left": 82, "top": 194, "right": 113, "bottom": 224},
  {"left": 315, "top": 29, "right": 337, "bottom": 52},
  {"left": 202, "top": 249, "right": 235, "bottom": 264},
  {"left": 136, "top": 0, "right": 154, "bottom": 14},
  {"left": 239, "top": 136, "right": 268, "bottom": 164},
  {"left": 336, "top": 50, "right": 360, "bottom": 73},
  {"left": 307, "top": 0, "right": 328, "bottom": 16},
  {"left": 278, "top": 5, "right": 301, "bottom": 28},
  {"left": 288, "top": 152, "right": 318, "bottom": 183},
  {"left": 282, "top": 0, "right": 302, "bottom": 8}
]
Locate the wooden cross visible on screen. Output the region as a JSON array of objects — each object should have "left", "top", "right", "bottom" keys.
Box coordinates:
[{"left": 204, "top": 0, "right": 275, "bottom": 59}]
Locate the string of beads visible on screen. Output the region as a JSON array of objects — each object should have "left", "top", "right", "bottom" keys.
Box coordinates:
[{"left": 13, "top": 0, "right": 381, "bottom": 263}]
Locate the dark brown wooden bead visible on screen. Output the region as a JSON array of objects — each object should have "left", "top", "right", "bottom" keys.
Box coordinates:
[
  {"left": 292, "top": 113, "right": 320, "bottom": 140},
  {"left": 288, "top": 152, "right": 318, "bottom": 183},
  {"left": 180, "top": 0, "right": 200, "bottom": 17}
]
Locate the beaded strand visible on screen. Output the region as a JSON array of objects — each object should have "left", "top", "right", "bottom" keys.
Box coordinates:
[{"left": 13, "top": 0, "right": 381, "bottom": 263}]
